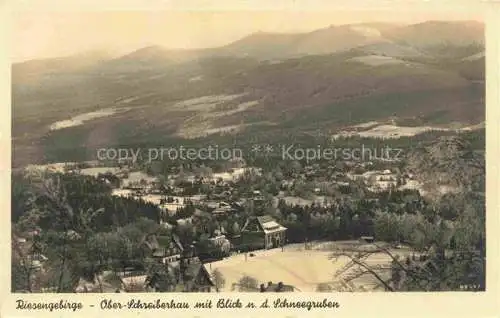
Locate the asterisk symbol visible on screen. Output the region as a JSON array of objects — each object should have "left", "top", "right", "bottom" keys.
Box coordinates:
[
  {"left": 263, "top": 144, "right": 274, "bottom": 155},
  {"left": 251, "top": 144, "right": 262, "bottom": 154}
]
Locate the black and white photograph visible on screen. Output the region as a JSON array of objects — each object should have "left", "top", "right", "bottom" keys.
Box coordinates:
[{"left": 9, "top": 7, "right": 488, "bottom": 295}]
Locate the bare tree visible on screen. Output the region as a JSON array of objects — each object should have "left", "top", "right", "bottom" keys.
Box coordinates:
[
  {"left": 211, "top": 269, "right": 226, "bottom": 292},
  {"left": 31, "top": 175, "right": 105, "bottom": 292},
  {"left": 11, "top": 236, "right": 38, "bottom": 292},
  {"left": 330, "top": 245, "right": 395, "bottom": 292},
  {"left": 231, "top": 275, "right": 259, "bottom": 292},
  {"left": 315, "top": 283, "right": 334, "bottom": 292},
  {"left": 328, "top": 236, "right": 478, "bottom": 292}
]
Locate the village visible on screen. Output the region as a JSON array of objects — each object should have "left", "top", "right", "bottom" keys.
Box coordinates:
[{"left": 12, "top": 155, "right": 433, "bottom": 293}]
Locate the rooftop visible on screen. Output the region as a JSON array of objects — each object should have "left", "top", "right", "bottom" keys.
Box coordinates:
[
  {"left": 257, "top": 215, "right": 287, "bottom": 234},
  {"left": 260, "top": 281, "right": 294, "bottom": 292}
]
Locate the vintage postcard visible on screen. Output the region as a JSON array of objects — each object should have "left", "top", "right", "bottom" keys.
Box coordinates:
[{"left": 1, "top": 0, "right": 499, "bottom": 317}]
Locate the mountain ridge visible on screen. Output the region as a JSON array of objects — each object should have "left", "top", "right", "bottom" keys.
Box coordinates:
[
  {"left": 13, "top": 20, "right": 484, "bottom": 69},
  {"left": 11, "top": 20, "right": 485, "bottom": 167}
]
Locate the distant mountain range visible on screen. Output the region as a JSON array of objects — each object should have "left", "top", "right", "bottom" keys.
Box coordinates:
[
  {"left": 11, "top": 20, "right": 485, "bottom": 167},
  {"left": 13, "top": 20, "right": 484, "bottom": 79}
]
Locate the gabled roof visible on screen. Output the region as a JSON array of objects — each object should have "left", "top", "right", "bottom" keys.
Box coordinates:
[
  {"left": 184, "top": 263, "right": 202, "bottom": 278},
  {"left": 212, "top": 206, "right": 232, "bottom": 214},
  {"left": 75, "top": 277, "right": 118, "bottom": 293},
  {"left": 257, "top": 215, "right": 287, "bottom": 234},
  {"left": 257, "top": 215, "right": 275, "bottom": 224},
  {"left": 141, "top": 234, "right": 160, "bottom": 251},
  {"left": 183, "top": 261, "right": 214, "bottom": 287},
  {"left": 171, "top": 234, "right": 184, "bottom": 252},
  {"left": 143, "top": 233, "right": 184, "bottom": 255},
  {"left": 241, "top": 215, "right": 287, "bottom": 234},
  {"left": 120, "top": 275, "right": 148, "bottom": 291}
]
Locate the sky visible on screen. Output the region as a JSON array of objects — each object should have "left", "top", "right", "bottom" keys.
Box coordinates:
[{"left": 11, "top": 5, "right": 485, "bottom": 63}]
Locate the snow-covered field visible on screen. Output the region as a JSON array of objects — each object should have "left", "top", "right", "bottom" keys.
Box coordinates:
[
  {"left": 171, "top": 94, "right": 262, "bottom": 139},
  {"left": 80, "top": 167, "right": 122, "bottom": 176},
  {"left": 206, "top": 248, "right": 336, "bottom": 292},
  {"left": 25, "top": 162, "right": 78, "bottom": 174},
  {"left": 357, "top": 124, "right": 449, "bottom": 138},
  {"left": 349, "top": 25, "right": 383, "bottom": 38},
  {"left": 206, "top": 242, "right": 411, "bottom": 292},
  {"left": 349, "top": 55, "right": 409, "bottom": 66},
  {"left": 332, "top": 121, "right": 484, "bottom": 140},
  {"left": 211, "top": 167, "right": 261, "bottom": 182},
  {"left": 351, "top": 121, "right": 380, "bottom": 129},
  {"left": 49, "top": 108, "right": 126, "bottom": 131},
  {"left": 188, "top": 75, "right": 204, "bottom": 82},
  {"left": 333, "top": 124, "right": 447, "bottom": 140},
  {"left": 121, "top": 171, "right": 158, "bottom": 186},
  {"left": 462, "top": 51, "right": 485, "bottom": 61},
  {"left": 171, "top": 94, "right": 246, "bottom": 111}
]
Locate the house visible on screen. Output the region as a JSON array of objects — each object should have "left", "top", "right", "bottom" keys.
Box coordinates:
[
  {"left": 230, "top": 201, "right": 245, "bottom": 211},
  {"left": 188, "top": 194, "right": 207, "bottom": 203},
  {"left": 241, "top": 215, "right": 287, "bottom": 250},
  {"left": 205, "top": 201, "right": 220, "bottom": 210},
  {"left": 251, "top": 196, "right": 265, "bottom": 207},
  {"left": 120, "top": 274, "right": 149, "bottom": 292},
  {"left": 208, "top": 234, "right": 231, "bottom": 256},
  {"left": 140, "top": 234, "right": 184, "bottom": 266},
  {"left": 21, "top": 253, "right": 49, "bottom": 271},
  {"left": 160, "top": 222, "right": 174, "bottom": 230},
  {"left": 139, "top": 237, "right": 214, "bottom": 292},
  {"left": 280, "top": 180, "right": 294, "bottom": 190},
  {"left": 180, "top": 246, "right": 214, "bottom": 292},
  {"left": 123, "top": 184, "right": 147, "bottom": 192},
  {"left": 172, "top": 187, "right": 184, "bottom": 195},
  {"left": 211, "top": 202, "right": 235, "bottom": 216},
  {"left": 228, "top": 156, "right": 246, "bottom": 168},
  {"left": 181, "top": 261, "right": 213, "bottom": 292},
  {"left": 368, "top": 180, "right": 397, "bottom": 193},
  {"left": 138, "top": 237, "right": 214, "bottom": 292},
  {"left": 219, "top": 201, "right": 231, "bottom": 208},
  {"left": 360, "top": 236, "right": 375, "bottom": 244},
  {"left": 362, "top": 161, "right": 374, "bottom": 168},
  {"left": 26, "top": 228, "right": 41, "bottom": 237},
  {"left": 159, "top": 202, "right": 185, "bottom": 216},
  {"left": 66, "top": 230, "right": 82, "bottom": 241},
  {"left": 74, "top": 275, "right": 119, "bottom": 293},
  {"left": 335, "top": 181, "right": 350, "bottom": 187},
  {"left": 185, "top": 175, "right": 196, "bottom": 184},
  {"left": 209, "top": 234, "right": 229, "bottom": 246},
  {"left": 347, "top": 173, "right": 365, "bottom": 182},
  {"left": 177, "top": 217, "right": 193, "bottom": 226},
  {"left": 212, "top": 206, "right": 232, "bottom": 216},
  {"left": 259, "top": 281, "right": 295, "bottom": 292},
  {"left": 375, "top": 174, "right": 396, "bottom": 182},
  {"left": 211, "top": 190, "right": 232, "bottom": 200}
]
